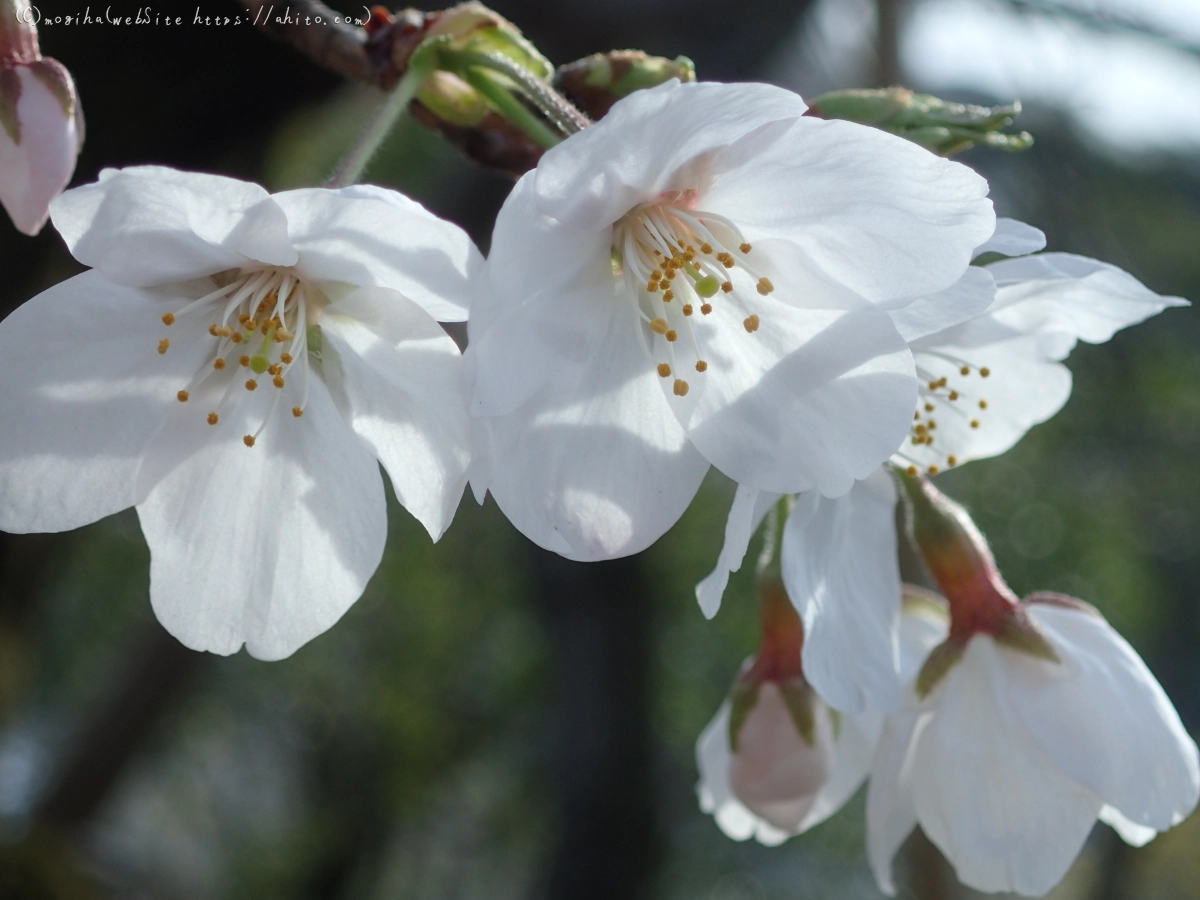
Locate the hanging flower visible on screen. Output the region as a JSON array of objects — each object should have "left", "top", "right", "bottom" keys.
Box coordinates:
[
  {"left": 697, "top": 584, "right": 947, "bottom": 844},
  {"left": 0, "top": 166, "right": 481, "bottom": 659},
  {"left": 866, "top": 477, "right": 1200, "bottom": 897},
  {"left": 466, "top": 78, "right": 995, "bottom": 561},
  {"left": 696, "top": 219, "right": 1185, "bottom": 713},
  {"left": 0, "top": 0, "right": 83, "bottom": 235}
]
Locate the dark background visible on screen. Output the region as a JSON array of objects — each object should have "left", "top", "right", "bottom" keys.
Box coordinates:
[{"left": 1, "top": 1, "right": 1198, "bottom": 898}]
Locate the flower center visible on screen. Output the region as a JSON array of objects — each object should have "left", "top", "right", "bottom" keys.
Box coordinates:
[
  {"left": 896, "top": 348, "right": 992, "bottom": 476},
  {"left": 157, "top": 266, "right": 318, "bottom": 447},
  {"left": 612, "top": 191, "right": 774, "bottom": 397}
]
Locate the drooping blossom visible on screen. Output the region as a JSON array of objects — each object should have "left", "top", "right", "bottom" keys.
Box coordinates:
[
  {"left": 697, "top": 582, "right": 947, "bottom": 844},
  {"left": 0, "top": 0, "right": 83, "bottom": 235},
  {"left": 466, "top": 78, "right": 995, "bottom": 561},
  {"left": 696, "top": 219, "right": 1185, "bottom": 713},
  {"left": 866, "top": 476, "right": 1199, "bottom": 896},
  {"left": 0, "top": 166, "right": 480, "bottom": 658}
]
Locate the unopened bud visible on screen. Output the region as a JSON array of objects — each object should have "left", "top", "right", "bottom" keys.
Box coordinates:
[
  {"left": 806, "top": 87, "right": 1033, "bottom": 157},
  {"left": 416, "top": 69, "right": 490, "bottom": 126},
  {"left": 555, "top": 50, "right": 696, "bottom": 120},
  {"left": 728, "top": 679, "right": 836, "bottom": 831},
  {"left": 0, "top": 2, "right": 82, "bottom": 235},
  {"left": 426, "top": 1, "right": 553, "bottom": 81}
]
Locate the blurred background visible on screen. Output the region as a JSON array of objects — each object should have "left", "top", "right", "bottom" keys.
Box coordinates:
[{"left": 2, "top": 0, "right": 1199, "bottom": 897}]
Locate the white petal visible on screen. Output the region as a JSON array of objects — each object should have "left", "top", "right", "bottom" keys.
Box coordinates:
[
  {"left": 682, "top": 257, "right": 916, "bottom": 495},
  {"left": 467, "top": 178, "right": 614, "bottom": 417},
  {"left": 1009, "top": 604, "right": 1200, "bottom": 833},
  {"left": 0, "top": 272, "right": 207, "bottom": 533},
  {"left": 532, "top": 80, "right": 808, "bottom": 230},
  {"left": 798, "top": 705, "right": 885, "bottom": 832},
  {"left": 0, "top": 65, "right": 78, "bottom": 236},
  {"left": 904, "top": 336, "right": 1074, "bottom": 469},
  {"left": 1100, "top": 805, "right": 1158, "bottom": 848},
  {"left": 319, "top": 287, "right": 470, "bottom": 541},
  {"left": 702, "top": 116, "right": 995, "bottom": 303},
  {"left": 483, "top": 304, "right": 709, "bottom": 561},
  {"left": 137, "top": 373, "right": 386, "bottom": 659},
  {"left": 972, "top": 218, "right": 1046, "bottom": 259},
  {"left": 984, "top": 253, "right": 1187, "bottom": 343},
  {"left": 887, "top": 266, "right": 997, "bottom": 344},
  {"left": 912, "top": 638, "right": 1102, "bottom": 896},
  {"left": 51, "top": 166, "right": 296, "bottom": 286},
  {"left": 866, "top": 707, "right": 925, "bottom": 896},
  {"left": 781, "top": 470, "right": 902, "bottom": 713},
  {"left": 695, "top": 485, "right": 781, "bottom": 620},
  {"left": 273, "top": 186, "right": 481, "bottom": 323},
  {"left": 696, "top": 700, "right": 791, "bottom": 846}
]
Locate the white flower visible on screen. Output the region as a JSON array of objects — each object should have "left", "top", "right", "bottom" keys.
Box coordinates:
[
  {"left": 466, "top": 79, "right": 994, "bottom": 561},
  {"left": 697, "top": 596, "right": 946, "bottom": 844},
  {"left": 0, "top": 166, "right": 481, "bottom": 659},
  {"left": 696, "top": 220, "right": 1185, "bottom": 713},
  {"left": 0, "top": 46, "right": 82, "bottom": 234},
  {"left": 867, "top": 599, "right": 1200, "bottom": 897}
]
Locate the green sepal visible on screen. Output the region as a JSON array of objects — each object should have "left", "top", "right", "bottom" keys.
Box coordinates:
[
  {"left": 0, "top": 67, "right": 20, "bottom": 145},
  {"left": 727, "top": 679, "right": 760, "bottom": 753},
  {"left": 994, "top": 610, "right": 1061, "bottom": 664},
  {"left": 778, "top": 680, "right": 819, "bottom": 746},
  {"left": 427, "top": 4, "right": 553, "bottom": 82},
  {"left": 916, "top": 637, "right": 966, "bottom": 698},
  {"left": 808, "top": 87, "right": 1033, "bottom": 157},
  {"left": 306, "top": 325, "right": 323, "bottom": 358}
]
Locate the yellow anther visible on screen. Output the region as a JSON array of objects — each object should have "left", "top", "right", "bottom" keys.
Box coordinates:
[
  {"left": 651, "top": 269, "right": 663, "bottom": 279},
  {"left": 245, "top": 318, "right": 258, "bottom": 331},
  {"left": 267, "top": 364, "right": 280, "bottom": 377},
  {"left": 948, "top": 390, "right": 959, "bottom": 401},
  {"left": 970, "top": 419, "right": 980, "bottom": 429},
  {"left": 683, "top": 247, "right": 696, "bottom": 261},
  {"left": 177, "top": 390, "right": 189, "bottom": 403},
  {"left": 261, "top": 320, "right": 271, "bottom": 335},
  {"left": 238, "top": 314, "right": 251, "bottom": 326},
  {"left": 276, "top": 329, "right": 293, "bottom": 342},
  {"left": 914, "top": 411, "right": 921, "bottom": 420},
  {"left": 701, "top": 303, "right": 713, "bottom": 315},
  {"left": 207, "top": 412, "right": 219, "bottom": 425},
  {"left": 700, "top": 243, "right": 713, "bottom": 254},
  {"left": 280, "top": 353, "right": 293, "bottom": 365},
  {"left": 682, "top": 304, "right": 694, "bottom": 316},
  {"left": 209, "top": 324, "right": 220, "bottom": 336},
  {"left": 937, "top": 377, "right": 947, "bottom": 388},
  {"left": 979, "top": 399, "right": 988, "bottom": 410},
  {"left": 273, "top": 375, "right": 285, "bottom": 389},
  {"left": 657, "top": 363, "right": 672, "bottom": 378},
  {"left": 243, "top": 435, "right": 256, "bottom": 447},
  {"left": 158, "top": 339, "right": 170, "bottom": 354},
  {"left": 960, "top": 366, "right": 970, "bottom": 376},
  {"left": 718, "top": 253, "right": 735, "bottom": 268},
  {"left": 161, "top": 313, "right": 176, "bottom": 326},
  {"left": 665, "top": 330, "right": 678, "bottom": 342},
  {"left": 756, "top": 277, "right": 774, "bottom": 295},
  {"left": 245, "top": 379, "right": 258, "bottom": 391},
  {"left": 980, "top": 367, "right": 990, "bottom": 378},
  {"left": 673, "top": 379, "right": 689, "bottom": 396},
  {"left": 743, "top": 314, "right": 760, "bottom": 333},
  {"left": 695, "top": 360, "right": 708, "bottom": 373},
  {"left": 647, "top": 281, "right": 659, "bottom": 293},
  {"left": 915, "top": 424, "right": 928, "bottom": 435},
  {"left": 239, "top": 355, "right": 250, "bottom": 367},
  {"left": 906, "top": 465, "right": 918, "bottom": 477},
  {"left": 947, "top": 455, "right": 958, "bottom": 467},
  {"left": 649, "top": 318, "right": 669, "bottom": 334},
  {"left": 739, "top": 242, "right": 752, "bottom": 254},
  {"left": 928, "top": 420, "right": 937, "bottom": 430},
  {"left": 231, "top": 333, "right": 244, "bottom": 344},
  {"left": 214, "top": 358, "right": 226, "bottom": 371},
  {"left": 928, "top": 465, "right": 940, "bottom": 476},
  {"left": 663, "top": 290, "right": 674, "bottom": 302},
  {"left": 924, "top": 403, "right": 934, "bottom": 412},
  {"left": 721, "top": 281, "right": 733, "bottom": 293},
  {"left": 928, "top": 380, "right": 939, "bottom": 390},
  {"left": 292, "top": 407, "right": 304, "bottom": 418}
]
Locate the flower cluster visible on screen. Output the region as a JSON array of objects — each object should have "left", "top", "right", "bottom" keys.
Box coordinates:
[{"left": 0, "top": 63, "right": 1192, "bottom": 897}]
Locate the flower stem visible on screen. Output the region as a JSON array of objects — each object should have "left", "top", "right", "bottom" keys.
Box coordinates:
[
  {"left": 326, "top": 44, "right": 437, "bottom": 188},
  {"left": 451, "top": 49, "right": 589, "bottom": 138},
  {"left": 461, "top": 65, "right": 563, "bottom": 150}
]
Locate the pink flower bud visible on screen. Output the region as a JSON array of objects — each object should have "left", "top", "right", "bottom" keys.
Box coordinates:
[
  {"left": 729, "top": 680, "right": 836, "bottom": 832},
  {"left": 0, "top": 2, "right": 82, "bottom": 235}
]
